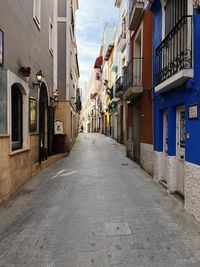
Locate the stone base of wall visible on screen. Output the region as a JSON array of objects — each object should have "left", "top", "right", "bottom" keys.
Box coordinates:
[
  {"left": 153, "top": 152, "right": 177, "bottom": 193},
  {"left": 0, "top": 134, "right": 68, "bottom": 205},
  {"left": 166, "top": 156, "right": 177, "bottom": 193},
  {"left": 140, "top": 143, "right": 154, "bottom": 177},
  {"left": 153, "top": 151, "right": 163, "bottom": 182},
  {"left": 185, "top": 161, "right": 200, "bottom": 222}
]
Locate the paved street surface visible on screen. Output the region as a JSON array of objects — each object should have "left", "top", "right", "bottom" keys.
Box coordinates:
[{"left": 1, "top": 134, "right": 200, "bottom": 267}]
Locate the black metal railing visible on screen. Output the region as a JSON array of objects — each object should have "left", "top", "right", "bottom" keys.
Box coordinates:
[
  {"left": 156, "top": 15, "right": 192, "bottom": 85},
  {"left": 115, "top": 76, "right": 124, "bottom": 96},
  {"left": 129, "top": 0, "right": 144, "bottom": 18},
  {"left": 124, "top": 58, "right": 143, "bottom": 92}
]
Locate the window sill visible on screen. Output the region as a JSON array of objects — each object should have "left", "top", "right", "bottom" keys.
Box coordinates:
[
  {"left": 10, "top": 148, "right": 30, "bottom": 156},
  {"left": 30, "top": 132, "right": 39, "bottom": 135},
  {"left": 0, "top": 134, "right": 9, "bottom": 138}
]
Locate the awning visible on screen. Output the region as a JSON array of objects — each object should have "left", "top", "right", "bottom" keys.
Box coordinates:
[
  {"left": 104, "top": 42, "right": 114, "bottom": 61},
  {"left": 94, "top": 56, "right": 103, "bottom": 68}
]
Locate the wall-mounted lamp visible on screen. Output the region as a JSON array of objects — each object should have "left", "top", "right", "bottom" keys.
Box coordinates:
[
  {"left": 33, "top": 70, "right": 44, "bottom": 87},
  {"left": 53, "top": 89, "right": 59, "bottom": 102}
]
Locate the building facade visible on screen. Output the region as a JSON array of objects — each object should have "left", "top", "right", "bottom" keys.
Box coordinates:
[
  {"left": 125, "top": 0, "right": 154, "bottom": 176},
  {"left": 151, "top": 0, "right": 200, "bottom": 221},
  {"left": 0, "top": 0, "right": 80, "bottom": 204},
  {"left": 0, "top": 0, "right": 57, "bottom": 203},
  {"left": 114, "top": 0, "right": 128, "bottom": 145},
  {"left": 54, "top": 0, "right": 80, "bottom": 152}
]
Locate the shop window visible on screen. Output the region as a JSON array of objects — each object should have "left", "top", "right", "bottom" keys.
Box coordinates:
[
  {"left": 12, "top": 85, "right": 23, "bottom": 150},
  {"left": 29, "top": 98, "right": 37, "bottom": 132}
]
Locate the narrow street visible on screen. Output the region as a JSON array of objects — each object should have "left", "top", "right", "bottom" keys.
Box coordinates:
[{"left": 0, "top": 134, "right": 200, "bottom": 267}]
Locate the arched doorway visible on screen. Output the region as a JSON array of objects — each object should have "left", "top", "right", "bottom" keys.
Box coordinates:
[{"left": 39, "top": 83, "right": 48, "bottom": 162}]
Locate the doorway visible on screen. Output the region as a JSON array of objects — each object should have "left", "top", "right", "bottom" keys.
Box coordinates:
[
  {"left": 133, "top": 105, "right": 141, "bottom": 164},
  {"left": 162, "top": 110, "right": 168, "bottom": 184},
  {"left": 39, "top": 83, "right": 48, "bottom": 162},
  {"left": 120, "top": 105, "right": 124, "bottom": 143},
  {"left": 176, "top": 106, "right": 186, "bottom": 195}
]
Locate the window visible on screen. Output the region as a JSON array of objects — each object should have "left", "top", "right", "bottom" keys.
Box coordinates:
[
  {"left": 165, "top": 0, "right": 187, "bottom": 35},
  {"left": 12, "top": 85, "right": 23, "bottom": 150},
  {"left": 29, "top": 98, "right": 37, "bottom": 132},
  {"left": 122, "top": 17, "right": 126, "bottom": 38},
  {"left": 33, "top": 0, "right": 41, "bottom": 29},
  {"left": 49, "top": 18, "right": 53, "bottom": 55},
  {"left": 0, "top": 30, "right": 4, "bottom": 66}
]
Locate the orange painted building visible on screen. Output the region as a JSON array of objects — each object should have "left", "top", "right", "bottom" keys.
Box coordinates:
[{"left": 125, "top": 6, "right": 154, "bottom": 176}]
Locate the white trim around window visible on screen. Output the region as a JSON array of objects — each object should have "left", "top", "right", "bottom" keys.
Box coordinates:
[{"left": 7, "top": 70, "right": 30, "bottom": 154}]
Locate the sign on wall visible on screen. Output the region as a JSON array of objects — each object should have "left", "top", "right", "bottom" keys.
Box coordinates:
[
  {"left": 189, "top": 105, "right": 198, "bottom": 119},
  {"left": 0, "top": 30, "right": 4, "bottom": 66},
  {"left": 55, "top": 120, "right": 63, "bottom": 134}
]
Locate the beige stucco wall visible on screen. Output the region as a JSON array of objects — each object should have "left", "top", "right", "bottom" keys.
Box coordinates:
[
  {"left": 55, "top": 101, "right": 79, "bottom": 152},
  {"left": 0, "top": 133, "right": 67, "bottom": 205},
  {"left": 0, "top": 136, "right": 32, "bottom": 204}
]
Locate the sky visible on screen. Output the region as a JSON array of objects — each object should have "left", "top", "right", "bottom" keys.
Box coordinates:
[{"left": 76, "top": 0, "right": 118, "bottom": 90}]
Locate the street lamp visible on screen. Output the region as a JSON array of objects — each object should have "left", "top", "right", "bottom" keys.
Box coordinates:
[{"left": 33, "top": 70, "right": 44, "bottom": 87}]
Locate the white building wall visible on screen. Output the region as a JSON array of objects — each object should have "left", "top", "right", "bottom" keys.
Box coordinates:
[{"left": 140, "top": 143, "right": 154, "bottom": 176}]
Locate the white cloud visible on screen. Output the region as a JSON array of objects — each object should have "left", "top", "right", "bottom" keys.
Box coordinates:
[{"left": 76, "top": 0, "right": 118, "bottom": 89}]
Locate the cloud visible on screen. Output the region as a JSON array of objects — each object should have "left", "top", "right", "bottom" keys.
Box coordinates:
[{"left": 76, "top": 0, "right": 118, "bottom": 89}]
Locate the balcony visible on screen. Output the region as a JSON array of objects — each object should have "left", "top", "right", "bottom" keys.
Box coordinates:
[
  {"left": 118, "top": 32, "right": 126, "bottom": 52},
  {"left": 155, "top": 16, "right": 193, "bottom": 93},
  {"left": 129, "top": 0, "right": 144, "bottom": 31},
  {"left": 115, "top": 76, "right": 124, "bottom": 97},
  {"left": 124, "top": 58, "right": 143, "bottom": 99}
]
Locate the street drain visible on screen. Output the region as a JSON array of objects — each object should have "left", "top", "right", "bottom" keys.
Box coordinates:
[{"left": 121, "top": 163, "right": 129, "bottom": 166}]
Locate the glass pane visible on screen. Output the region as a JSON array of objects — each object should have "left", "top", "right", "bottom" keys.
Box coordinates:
[
  {"left": 180, "top": 111, "right": 186, "bottom": 148},
  {"left": 12, "top": 87, "right": 22, "bottom": 150},
  {"left": 30, "top": 98, "right": 37, "bottom": 132}
]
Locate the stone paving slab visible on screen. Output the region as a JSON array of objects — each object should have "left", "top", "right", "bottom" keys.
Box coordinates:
[
  {"left": 105, "top": 222, "right": 132, "bottom": 236},
  {"left": 0, "top": 134, "right": 200, "bottom": 266}
]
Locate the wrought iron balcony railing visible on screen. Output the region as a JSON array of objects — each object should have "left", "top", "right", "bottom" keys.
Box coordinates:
[
  {"left": 115, "top": 76, "right": 124, "bottom": 97},
  {"left": 124, "top": 57, "right": 143, "bottom": 92},
  {"left": 156, "top": 15, "right": 192, "bottom": 85}
]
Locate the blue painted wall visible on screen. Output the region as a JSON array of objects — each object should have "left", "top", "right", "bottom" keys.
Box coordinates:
[{"left": 152, "top": 2, "right": 200, "bottom": 165}]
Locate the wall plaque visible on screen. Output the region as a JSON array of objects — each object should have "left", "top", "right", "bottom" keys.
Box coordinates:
[
  {"left": 189, "top": 105, "right": 198, "bottom": 119},
  {"left": 55, "top": 120, "right": 63, "bottom": 134}
]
